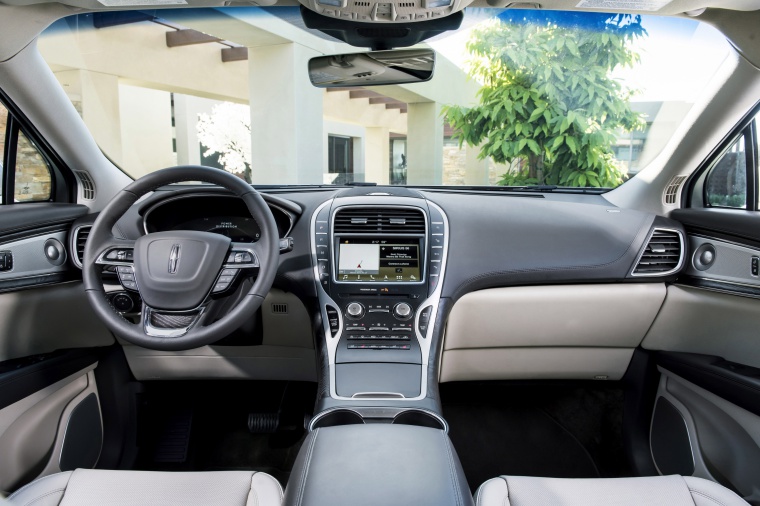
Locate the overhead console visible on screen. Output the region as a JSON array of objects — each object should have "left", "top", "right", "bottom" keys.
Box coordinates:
[{"left": 311, "top": 191, "right": 448, "bottom": 403}]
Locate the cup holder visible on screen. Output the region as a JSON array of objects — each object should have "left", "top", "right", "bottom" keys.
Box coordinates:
[
  {"left": 392, "top": 409, "right": 447, "bottom": 431},
  {"left": 310, "top": 409, "right": 364, "bottom": 429},
  {"left": 310, "top": 407, "right": 447, "bottom": 431}
]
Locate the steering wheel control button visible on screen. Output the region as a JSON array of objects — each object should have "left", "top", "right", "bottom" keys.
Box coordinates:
[
  {"left": 121, "top": 280, "right": 138, "bottom": 291},
  {"left": 346, "top": 302, "right": 365, "bottom": 319},
  {"left": 105, "top": 249, "right": 134, "bottom": 262},
  {"left": 393, "top": 302, "right": 413, "bottom": 320},
  {"left": 226, "top": 250, "right": 259, "bottom": 267}
]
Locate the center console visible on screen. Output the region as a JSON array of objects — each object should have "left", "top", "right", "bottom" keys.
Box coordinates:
[{"left": 310, "top": 191, "right": 449, "bottom": 403}]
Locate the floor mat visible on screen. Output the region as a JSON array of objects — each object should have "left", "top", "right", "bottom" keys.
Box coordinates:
[
  {"left": 441, "top": 382, "right": 630, "bottom": 492},
  {"left": 133, "top": 381, "right": 316, "bottom": 488}
]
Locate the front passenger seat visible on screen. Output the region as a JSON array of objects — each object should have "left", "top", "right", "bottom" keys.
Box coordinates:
[
  {"left": 475, "top": 475, "right": 749, "bottom": 506},
  {"left": 4, "top": 469, "right": 283, "bottom": 506}
]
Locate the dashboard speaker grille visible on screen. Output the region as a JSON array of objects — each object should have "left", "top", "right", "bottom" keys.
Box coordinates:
[
  {"left": 663, "top": 175, "right": 687, "bottom": 205},
  {"left": 334, "top": 207, "right": 425, "bottom": 234},
  {"left": 633, "top": 229, "right": 683, "bottom": 275},
  {"left": 75, "top": 171, "right": 96, "bottom": 200},
  {"left": 74, "top": 226, "right": 91, "bottom": 267}
]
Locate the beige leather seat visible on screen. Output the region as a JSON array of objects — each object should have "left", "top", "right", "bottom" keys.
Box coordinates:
[
  {"left": 475, "top": 475, "right": 749, "bottom": 506},
  {"left": 3, "top": 469, "right": 283, "bottom": 506}
]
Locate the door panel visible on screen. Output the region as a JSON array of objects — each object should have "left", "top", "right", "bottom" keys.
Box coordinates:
[
  {"left": 0, "top": 203, "right": 112, "bottom": 494},
  {"left": 0, "top": 359, "right": 101, "bottom": 493},
  {"left": 653, "top": 369, "right": 760, "bottom": 505},
  {"left": 656, "top": 205, "right": 760, "bottom": 504}
]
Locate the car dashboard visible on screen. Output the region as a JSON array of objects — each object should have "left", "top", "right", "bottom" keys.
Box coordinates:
[{"left": 68, "top": 184, "right": 686, "bottom": 414}]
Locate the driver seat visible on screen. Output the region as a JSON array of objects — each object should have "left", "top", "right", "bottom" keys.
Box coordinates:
[{"left": 4, "top": 469, "right": 283, "bottom": 506}]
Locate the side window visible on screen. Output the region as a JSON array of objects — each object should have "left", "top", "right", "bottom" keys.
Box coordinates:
[
  {"left": 14, "top": 131, "right": 52, "bottom": 202},
  {"left": 705, "top": 134, "right": 747, "bottom": 209},
  {"left": 0, "top": 98, "right": 55, "bottom": 204}
]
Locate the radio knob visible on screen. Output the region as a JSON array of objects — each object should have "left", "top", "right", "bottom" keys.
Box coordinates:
[
  {"left": 393, "top": 302, "right": 413, "bottom": 320},
  {"left": 346, "top": 302, "right": 365, "bottom": 319}
]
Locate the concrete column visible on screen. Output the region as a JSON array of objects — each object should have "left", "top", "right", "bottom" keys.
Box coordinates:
[
  {"left": 464, "top": 144, "right": 490, "bottom": 185},
  {"left": 173, "top": 94, "right": 202, "bottom": 167},
  {"left": 249, "top": 43, "right": 323, "bottom": 184},
  {"left": 118, "top": 85, "right": 174, "bottom": 177},
  {"left": 406, "top": 102, "right": 443, "bottom": 185},
  {"left": 365, "top": 127, "right": 390, "bottom": 185}
]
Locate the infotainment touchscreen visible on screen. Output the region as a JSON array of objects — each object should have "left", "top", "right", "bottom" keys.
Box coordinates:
[{"left": 337, "top": 238, "right": 421, "bottom": 282}]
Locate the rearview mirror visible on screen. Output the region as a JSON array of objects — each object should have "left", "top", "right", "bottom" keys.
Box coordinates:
[{"left": 308, "top": 49, "right": 435, "bottom": 88}]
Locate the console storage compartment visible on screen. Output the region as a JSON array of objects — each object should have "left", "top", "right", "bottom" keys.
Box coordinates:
[
  {"left": 335, "top": 362, "right": 421, "bottom": 398},
  {"left": 283, "top": 424, "right": 472, "bottom": 506}
]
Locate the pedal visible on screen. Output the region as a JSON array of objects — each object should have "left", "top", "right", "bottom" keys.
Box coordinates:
[{"left": 248, "top": 412, "right": 280, "bottom": 433}]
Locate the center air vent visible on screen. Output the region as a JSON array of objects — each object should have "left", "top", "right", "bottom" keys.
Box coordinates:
[
  {"left": 633, "top": 229, "right": 684, "bottom": 276},
  {"left": 73, "top": 226, "right": 91, "bottom": 268},
  {"left": 334, "top": 207, "right": 425, "bottom": 234}
]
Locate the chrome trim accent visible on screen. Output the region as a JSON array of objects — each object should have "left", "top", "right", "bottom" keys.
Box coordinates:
[
  {"left": 143, "top": 305, "right": 206, "bottom": 338},
  {"left": 142, "top": 192, "right": 295, "bottom": 239},
  {"left": 351, "top": 392, "right": 405, "bottom": 398},
  {"left": 630, "top": 227, "right": 686, "bottom": 277},
  {"left": 310, "top": 197, "right": 450, "bottom": 402}
]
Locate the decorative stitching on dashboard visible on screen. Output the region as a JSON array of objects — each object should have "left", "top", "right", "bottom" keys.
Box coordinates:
[
  {"left": 442, "top": 432, "right": 462, "bottom": 506},
  {"left": 296, "top": 429, "right": 319, "bottom": 506}
]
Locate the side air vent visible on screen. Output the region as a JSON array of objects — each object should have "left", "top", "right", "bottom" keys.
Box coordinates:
[
  {"left": 663, "top": 175, "right": 687, "bottom": 205},
  {"left": 75, "top": 171, "right": 96, "bottom": 200},
  {"left": 632, "top": 229, "right": 684, "bottom": 276},
  {"left": 334, "top": 207, "right": 425, "bottom": 234},
  {"left": 73, "top": 226, "right": 91, "bottom": 268}
]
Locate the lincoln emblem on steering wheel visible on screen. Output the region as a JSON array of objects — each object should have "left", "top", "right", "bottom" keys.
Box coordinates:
[{"left": 168, "top": 244, "right": 181, "bottom": 274}]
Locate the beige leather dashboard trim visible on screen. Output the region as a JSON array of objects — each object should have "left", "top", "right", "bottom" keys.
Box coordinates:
[
  {"left": 642, "top": 284, "right": 760, "bottom": 368},
  {"left": 444, "top": 283, "right": 666, "bottom": 350},
  {"left": 440, "top": 347, "right": 635, "bottom": 382}
]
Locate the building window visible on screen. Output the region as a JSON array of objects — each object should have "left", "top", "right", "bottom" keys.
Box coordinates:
[{"left": 328, "top": 135, "right": 353, "bottom": 184}]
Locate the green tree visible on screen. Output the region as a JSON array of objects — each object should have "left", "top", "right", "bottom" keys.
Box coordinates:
[{"left": 443, "top": 12, "right": 647, "bottom": 187}]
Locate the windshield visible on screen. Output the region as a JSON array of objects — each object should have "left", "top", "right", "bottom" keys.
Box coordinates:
[{"left": 38, "top": 8, "right": 730, "bottom": 189}]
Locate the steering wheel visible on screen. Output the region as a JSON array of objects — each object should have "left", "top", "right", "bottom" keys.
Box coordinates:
[{"left": 82, "top": 166, "right": 279, "bottom": 351}]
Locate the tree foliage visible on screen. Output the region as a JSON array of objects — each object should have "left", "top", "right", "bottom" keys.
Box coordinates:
[
  {"left": 443, "top": 12, "right": 647, "bottom": 187},
  {"left": 197, "top": 102, "right": 252, "bottom": 182}
]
